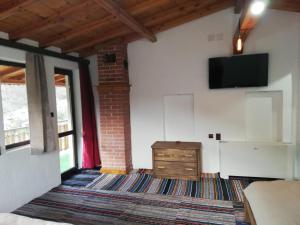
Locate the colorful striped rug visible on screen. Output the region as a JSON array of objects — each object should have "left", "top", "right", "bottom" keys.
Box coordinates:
[
  {"left": 62, "top": 169, "right": 100, "bottom": 187},
  {"left": 86, "top": 173, "right": 249, "bottom": 202},
  {"left": 14, "top": 186, "right": 237, "bottom": 225}
]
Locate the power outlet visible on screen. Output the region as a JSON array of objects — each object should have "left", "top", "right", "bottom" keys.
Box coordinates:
[
  {"left": 216, "top": 133, "right": 221, "bottom": 140},
  {"left": 208, "top": 134, "right": 214, "bottom": 139}
]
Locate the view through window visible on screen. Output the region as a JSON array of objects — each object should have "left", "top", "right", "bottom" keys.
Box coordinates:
[
  {"left": 0, "top": 64, "right": 29, "bottom": 149},
  {"left": 0, "top": 63, "right": 76, "bottom": 172}
]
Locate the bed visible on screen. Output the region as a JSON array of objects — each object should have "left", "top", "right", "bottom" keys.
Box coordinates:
[
  {"left": 243, "top": 180, "right": 300, "bottom": 225},
  {"left": 0, "top": 213, "right": 72, "bottom": 225}
]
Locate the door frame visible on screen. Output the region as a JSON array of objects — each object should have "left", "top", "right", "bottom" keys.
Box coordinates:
[{"left": 54, "top": 67, "right": 78, "bottom": 176}]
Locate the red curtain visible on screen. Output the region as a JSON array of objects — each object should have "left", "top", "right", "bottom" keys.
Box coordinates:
[{"left": 79, "top": 63, "right": 100, "bottom": 168}]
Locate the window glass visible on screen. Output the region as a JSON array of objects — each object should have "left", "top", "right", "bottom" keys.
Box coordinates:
[
  {"left": 59, "top": 135, "right": 75, "bottom": 173},
  {"left": 0, "top": 65, "right": 29, "bottom": 147},
  {"left": 55, "top": 74, "right": 73, "bottom": 133}
]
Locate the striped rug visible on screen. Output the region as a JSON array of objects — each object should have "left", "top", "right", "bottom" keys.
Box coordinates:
[
  {"left": 14, "top": 186, "right": 237, "bottom": 225},
  {"left": 86, "top": 173, "right": 249, "bottom": 202},
  {"left": 62, "top": 169, "right": 100, "bottom": 187}
]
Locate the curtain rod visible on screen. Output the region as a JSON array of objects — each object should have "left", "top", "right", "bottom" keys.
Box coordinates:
[{"left": 0, "top": 38, "right": 89, "bottom": 65}]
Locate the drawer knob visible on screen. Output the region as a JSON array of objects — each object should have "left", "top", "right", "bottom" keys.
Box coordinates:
[
  {"left": 184, "top": 154, "right": 193, "bottom": 157},
  {"left": 157, "top": 166, "right": 165, "bottom": 169},
  {"left": 157, "top": 153, "right": 165, "bottom": 156},
  {"left": 185, "top": 168, "right": 194, "bottom": 171}
]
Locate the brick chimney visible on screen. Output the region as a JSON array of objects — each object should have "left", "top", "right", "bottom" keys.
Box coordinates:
[{"left": 97, "top": 43, "right": 132, "bottom": 174}]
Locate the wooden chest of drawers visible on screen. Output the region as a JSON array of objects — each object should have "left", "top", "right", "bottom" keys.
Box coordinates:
[{"left": 152, "top": 141, "right": 201, "bottom": 180}]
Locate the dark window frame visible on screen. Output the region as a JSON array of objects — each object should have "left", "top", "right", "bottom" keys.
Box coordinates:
[
  {"left": 55, "top": 67, "right": 78, "bottom": 174},
  {"left": 0, "top": 60, "right": 30, "bottom": 150}
]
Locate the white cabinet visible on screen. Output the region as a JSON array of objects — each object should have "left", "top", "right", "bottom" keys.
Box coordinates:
[{"left": 219, "top": 141, "right": 293, "bottom": 179}]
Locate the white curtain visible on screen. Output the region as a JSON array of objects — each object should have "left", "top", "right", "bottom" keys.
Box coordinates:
[{"left": 26, "top": 53, "right": 58, "bottom": 154}]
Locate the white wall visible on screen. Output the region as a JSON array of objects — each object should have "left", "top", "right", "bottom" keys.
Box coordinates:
[
  {"left": 128, "top": 8, "right": 300, "bottom": 173},
  {"left": 0, "top": 45, "right": 82, "bottom": 212},
  {"left": 219, "top": 142, "right": 292, "bottom": 179}
]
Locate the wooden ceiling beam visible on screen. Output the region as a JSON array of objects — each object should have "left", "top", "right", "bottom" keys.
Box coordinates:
[
  {"left": 0, "top": 66, "right": 22, "bottom": 75},
  {"left": 126, "top": 0, "right": 234, "bottom": 42},
  {"left": 93, "top": 0, "right": 156, "bottom": 42},
  {"left": 40, "top": 0, "right": 168, "bottom": 47},
  {"left": 0, "top": 69, "right": 25, "bottom": 80},
  {"left": 9, "top": 1, "right": 90, "bottom": 41},
  {"left": 76, "top": 0, "right": 234, "bottom": 55},
  {"left": 233, "top": 0, "right": 263, "bottom": 54},
  {"left": 0, "top": 0, "right": 35, "bottom": 21},
  {"left": 1, "top": 79, "right": 26, "bottom": 84},
  {"left": 63, "top": 25, "right": 130, "bottom": 53},
  {"left": 69, "top": 0, "right": 210, "bottom": 53}
]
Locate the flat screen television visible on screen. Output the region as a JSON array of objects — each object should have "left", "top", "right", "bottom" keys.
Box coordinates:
[{"left": 209, "top": 53, "right": 268, "bottom": 89}]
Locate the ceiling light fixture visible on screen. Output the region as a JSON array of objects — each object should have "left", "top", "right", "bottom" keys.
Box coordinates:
[
  {"left": 250, "top": 0, "right": 266, "bottom": 15},
  {"left": 237, "top": 36, "right": 243, "bottom": 52}
]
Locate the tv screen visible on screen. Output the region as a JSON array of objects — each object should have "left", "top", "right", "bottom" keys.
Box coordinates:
[{"left": 209, "top": 53, "right": 268, "bottom": 89}]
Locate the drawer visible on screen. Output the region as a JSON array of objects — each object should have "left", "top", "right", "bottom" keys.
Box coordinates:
[
  {"left": 154, "top": 148, "right": 197, "bottom": 162},
  {"left": 154, "top": 161, "right": 198, "bottom": 176}
]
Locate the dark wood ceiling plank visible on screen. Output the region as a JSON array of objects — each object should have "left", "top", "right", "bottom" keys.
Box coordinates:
[
  {"left": 149, "top": 0, "right": 234, "bottom": 35},
  {"left": 0, "top": 0, "right": 35, "bottom": 21},
  {"left": 9, "top": 1, "right": 91, "bottom": 40},
  {"left": 40, "top": 16, "right": 114, "bottom": 47},
  {"left": 269, "top": 0, "right": 300, "bottom": 12},
  {"left": 63, "top": 25, "right": 131, "bottom": 53},
  {"left": 40, "top": 0, "right": 169, "bottom": 47},
  {"left": 93, "top": 0, "right": 157, "bottom": 42},
  {"left": 138, "top": 0, "right": 225, "bottom": 28}
]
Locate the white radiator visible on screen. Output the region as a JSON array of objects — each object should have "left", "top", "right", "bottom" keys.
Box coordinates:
[{"left": 219, "top": 141, "right": 294, "bottom": 179}]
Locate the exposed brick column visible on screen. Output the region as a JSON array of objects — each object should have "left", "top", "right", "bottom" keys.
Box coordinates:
[{"left": 97, "top": 43, "right": 132, "bottom": 174}]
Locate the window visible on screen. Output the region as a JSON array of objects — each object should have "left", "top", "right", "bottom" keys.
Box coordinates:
[
  {"left": 54, "top": 68, "right": 77, "bottom": 174},
  {"left": 0, "top": 60, "right": 30, "bottom": 149}
]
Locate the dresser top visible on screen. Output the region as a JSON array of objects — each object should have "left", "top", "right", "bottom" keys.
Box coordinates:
[{"left": 151, "top": 141, "right": 201, "bottom": 150}]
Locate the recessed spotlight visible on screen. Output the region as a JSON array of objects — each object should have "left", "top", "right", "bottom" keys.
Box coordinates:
[{"left": 250, "top": 0, "right": 266, "bottom": 15}]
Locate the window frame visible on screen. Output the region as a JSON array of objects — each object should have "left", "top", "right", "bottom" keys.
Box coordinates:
[
  {"left": 0, "top": 60, "right": 30, "bottom": 150},
  {"left": 54, "top": 67, "right": 78, "bottom": 174}
]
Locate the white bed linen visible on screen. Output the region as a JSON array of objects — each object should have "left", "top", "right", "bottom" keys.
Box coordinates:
[
  {"left": 0, "top": 213, "right": 72, "bottom": 225},
  {"left": 244, "top": 180, "right": 300, "bottom": 225}
]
